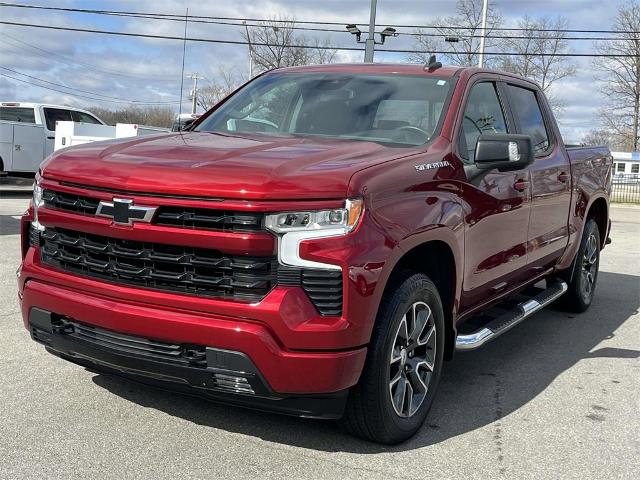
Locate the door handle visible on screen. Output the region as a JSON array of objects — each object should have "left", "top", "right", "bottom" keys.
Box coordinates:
[
  {"left": 513, "top": 179, "right": 528, "bottom": 192},
  {"left": 558, "top": 172, "right": 570, "bottom": 183}
]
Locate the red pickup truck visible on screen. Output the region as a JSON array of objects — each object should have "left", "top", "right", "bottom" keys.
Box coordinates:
[{"left": 18, "top": 63, "right": 612, "bottom": 444}]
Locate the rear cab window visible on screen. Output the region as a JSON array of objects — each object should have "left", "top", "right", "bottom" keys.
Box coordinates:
[
  {"left": 71, "top": 110, "right": 102, "bottom": 125},
  {"left": 43, "top": 108, "right": 73, "bottom": 131},
  {"left": 0, "top": 107, "right": 36, "bottom": 123}
]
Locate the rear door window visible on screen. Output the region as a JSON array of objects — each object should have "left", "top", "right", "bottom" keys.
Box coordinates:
[
  {"left": 43, "top": 108, "right": 72, "bottom": 131},
  {"left": 507, "top": 85, "right": 551, "bottom": 155},
  {"left": 71, "top": 111, "right": 102, "bottom": 124},
  {"left": 0, "top": 107, "right": 36, "bottom": 123}
]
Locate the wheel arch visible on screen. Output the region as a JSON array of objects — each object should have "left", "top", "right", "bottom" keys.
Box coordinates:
[
  {"left": 586, "top": 196, "right": 608, "bottom": 248},
  {"left": 374, "top": 230, "right": 462, "bottom": 361}
]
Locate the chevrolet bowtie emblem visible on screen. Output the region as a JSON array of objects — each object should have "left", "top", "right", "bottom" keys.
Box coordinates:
[{"left": 96, "top": 198, "right": 157, "bottom": 225}]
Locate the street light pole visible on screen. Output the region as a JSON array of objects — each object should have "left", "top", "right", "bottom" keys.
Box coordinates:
[
  {"left": 478, "top": 0, "right": 489, "bottom": 68},
  {"left": 363, "top": 0, "right": 378, "bottom": 63}
]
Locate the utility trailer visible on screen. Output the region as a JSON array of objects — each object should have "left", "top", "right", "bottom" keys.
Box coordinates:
[
  {"left": 54, "top": 122, "right": 169, "bottom": 151},
  {"left": 0, "top": 102, "right": 104, "bottom": 176}
]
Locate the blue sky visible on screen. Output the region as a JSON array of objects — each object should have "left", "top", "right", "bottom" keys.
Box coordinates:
[{"left": 0, "top": 0, "right": 631, "bottom": 142}]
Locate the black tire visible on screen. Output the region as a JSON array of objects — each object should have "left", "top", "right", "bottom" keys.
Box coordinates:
[
  {"left": 558, "top": 218, "right": 601, "bottom": 313},
  {"left": 342, "top": 272, "right": 445, "bottom": 444}
]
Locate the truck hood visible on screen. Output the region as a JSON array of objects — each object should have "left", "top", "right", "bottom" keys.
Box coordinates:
[{"left": 42, "top": 132, "right": 414, "bottom": 200}]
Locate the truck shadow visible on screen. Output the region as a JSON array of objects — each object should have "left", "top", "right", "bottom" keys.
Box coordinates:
[{"left": 91, "top": 270, "right": 639, "bottom": 453}]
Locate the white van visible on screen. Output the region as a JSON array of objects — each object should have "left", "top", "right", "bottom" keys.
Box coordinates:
[{"left": 0, "top": 102, "right": 105, "bottom": 176}]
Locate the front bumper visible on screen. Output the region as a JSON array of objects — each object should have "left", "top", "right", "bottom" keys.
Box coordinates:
[
  {"left": 19, "top": 275, "right": 366, "bottom": 415},
  {"left": 28, "top": 307, "right": 348, "bottom": 419}
]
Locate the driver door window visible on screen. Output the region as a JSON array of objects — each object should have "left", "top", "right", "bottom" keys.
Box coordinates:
[{"left": 460, "top": 82, "right": 508, "bottom": 162}]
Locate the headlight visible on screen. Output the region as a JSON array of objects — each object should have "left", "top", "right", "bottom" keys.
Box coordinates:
[
  {"left": 265, "top": 199, "right": 363, "bottom": 270},
  {"left": 265, "top": 199, "right": 363, "bottom": 234},
  {"left": 32, "top": 174, "right": 45, "bottom": 232}
]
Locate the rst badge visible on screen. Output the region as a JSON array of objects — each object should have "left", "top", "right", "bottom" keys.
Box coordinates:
[{"left": 414, "top": 161, "right": 451, "bottom": 172}]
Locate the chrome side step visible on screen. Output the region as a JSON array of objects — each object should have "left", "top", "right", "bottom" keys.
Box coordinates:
[{"left": 455, "top": 280, "right": 568, "bottom": 351}]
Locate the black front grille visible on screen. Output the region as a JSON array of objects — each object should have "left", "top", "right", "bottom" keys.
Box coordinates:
[
  {"left": 67, "top": 320, "right": 208, "bottom": 368},
  {"left": 37, "top": 188, "right": 344, "bottom": 315},
  {"left": 40, "top": 228, "right": 276, "bottom": 301},
  {"left": 42, "top": 189, "right": 264, "bottom": 232},
  {"left": 155, "top": 207, "right": 263, "bottom": 232},
  {"left": 43, "top": 189, "right": 100, "bottom": 215}
]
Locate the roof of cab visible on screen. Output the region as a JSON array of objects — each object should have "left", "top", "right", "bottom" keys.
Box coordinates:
[
  {"left": 271, "top": 63, "right": 464, "bottom": 77},
  {"left": 269, "top": 63, "right": 540, "bottom": 88}
]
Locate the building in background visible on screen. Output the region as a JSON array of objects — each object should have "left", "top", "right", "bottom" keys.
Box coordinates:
[{"left": 612, "top": 152, "right": 640, "bottom": 175}]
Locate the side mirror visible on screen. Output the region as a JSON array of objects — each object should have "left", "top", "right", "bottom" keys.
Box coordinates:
[{"left": 474, "top": 134, "right": 534, "bottom": 171}]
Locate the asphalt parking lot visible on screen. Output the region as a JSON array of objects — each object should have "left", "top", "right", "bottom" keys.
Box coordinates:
[{"left": 1, "top": 188, "right": 638, "bottom": 480}]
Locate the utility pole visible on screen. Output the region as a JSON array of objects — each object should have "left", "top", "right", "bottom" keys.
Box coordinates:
[
  {"left": 243, "top": 21, "right": 254, "bottom": 78},
  {"left": 187, "top": 73, "right": 203, "bottom": 114},
  {"left": 364, "top": 0, "right": 378, "bottom": 63},
  {"left": 478, "top": 0, "right": 489, "bottom": 67}
]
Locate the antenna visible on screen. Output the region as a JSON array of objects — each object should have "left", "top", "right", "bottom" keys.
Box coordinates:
[
  {"left": 424, "top": 54, "right": 442, "bottom": 72},
  {"left": 178, "top": 7, "right": 188, "bottom": 123}
]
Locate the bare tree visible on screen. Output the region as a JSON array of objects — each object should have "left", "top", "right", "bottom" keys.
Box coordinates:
[
  {"left": 499, "top": 16, "right": 576, "bottom": 111},
  {"left": 596, "top": 108, "right": 636, "bottom": 151},
  {"left": 89, "top": 105, "right": 174, "bottom": 128},
  {"left": 409, "top": 0, "right": 503, "bottom": 66},
  {"left": 197, "top": 68, "right": 241, "bottom": 111},
  {"left": 241, "top": 16, "right": 337, "bottom": 73},
  {"left": 595, "top": 0, "right": 640, "bottom": 151},
  {"left": 581, "top": 128, "right": 614, "bottom": 147}
]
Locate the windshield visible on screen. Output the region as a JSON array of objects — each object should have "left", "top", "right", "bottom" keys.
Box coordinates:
[{"left": 195, "top": 73, "right": 454, "bottom": 147}]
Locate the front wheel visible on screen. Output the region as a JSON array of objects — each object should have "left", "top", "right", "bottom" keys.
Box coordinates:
[
  {"left": 342, "top": 273, "right": 445, "bottom": 444},
  {"left": 559, "top": 218, "right": 601, "bottom": 312}
]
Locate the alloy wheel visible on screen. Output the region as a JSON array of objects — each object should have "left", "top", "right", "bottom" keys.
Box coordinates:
[
  {"left": 581, "top": 232, "right": 598, "bottom": 302},
  {"left": 389, "top": 301, "right": 437, "bottom": 418}
]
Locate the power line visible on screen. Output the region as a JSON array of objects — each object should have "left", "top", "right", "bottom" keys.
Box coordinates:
[
  {"left": 2, "top": 20, "right": 639, "bottom": 58},
  {"left": 17, "top": 8, "right": 351, "bottom": 34},
  {"left": 2, "top": 2, "right": 639, "bottom": 35},
  {"left": 0, "top": 2, "right": 360, "bottom": 27},
  {"left": 406, "top": 30, "right": 640, "bottom": 42},
  {"left": 1, "top": 10, "right": 631, "bottom": 43},
  {"left": 0, "top": 70, "right": 180, "bottom": 105},
  {"left": 0, "top": 2, "right": 352, "bottom": 34},
  {"left": 0, "top": 20, "right": 359, "bottom": 52},
  {"left": 1, "top": 32, "right": 178, "bottom": 81},
  {"left": 0, "top": 72, "right": 142, "bottom": 104}
]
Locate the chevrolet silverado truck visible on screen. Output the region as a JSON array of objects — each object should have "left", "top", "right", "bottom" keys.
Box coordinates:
[{"left": 17, "top": 64, "right": 612, "bottom": 444}]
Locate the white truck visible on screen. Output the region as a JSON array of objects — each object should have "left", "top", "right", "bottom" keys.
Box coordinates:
[{"left": 0, "top": 102, "right": 105, "bottom": 176}]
